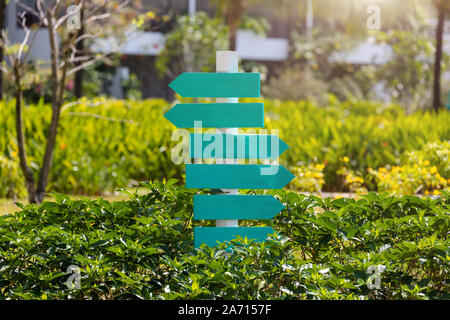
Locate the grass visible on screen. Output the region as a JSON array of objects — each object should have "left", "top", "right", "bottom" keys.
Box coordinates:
[{"left": 0, "top": 199, "right": 19, "bottom": 215}]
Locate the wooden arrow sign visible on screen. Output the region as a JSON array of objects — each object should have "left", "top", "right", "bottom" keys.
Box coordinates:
[
  {"left": 163, "top": 103, "right": 264, "bottom": 128},
  {"left": 165, "top": 55, "right": 294, "bottom": 249},
  {"left": 190, "top": 133, "right": 289, "bottom": 160},
  {"left": 194, "top": 227, "right": 274, "bottom": 248},
  {"left": 194, "top": 195, "right": 284, "bottom": 220},
  {"left": 186, "top": 164, "right": 295, "bottom": 189},
  {"left": 169, "top": 73, "right": 260, "bottom": 97}
]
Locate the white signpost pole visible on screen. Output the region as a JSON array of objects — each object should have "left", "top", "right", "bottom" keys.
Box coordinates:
[
  {"left": 188, "top": 0, "right": 196, "bottom": 17},
  {"left": 216, "top": 51, "right": 239, "bottom": 229}
]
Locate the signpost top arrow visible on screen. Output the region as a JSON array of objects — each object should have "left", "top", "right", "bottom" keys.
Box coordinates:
[{"left": 169, "top": 73, "right": 260, "bottom": 97}]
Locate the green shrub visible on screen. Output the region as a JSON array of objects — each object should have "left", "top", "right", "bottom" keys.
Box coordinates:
[
  {"left": 0, "top": 180, "right": 448, "bottom": 299},
  {"left": 1, "top": 99, "right": 180, "bottom": 195}
]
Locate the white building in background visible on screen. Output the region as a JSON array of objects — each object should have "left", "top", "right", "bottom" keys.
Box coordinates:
[
  {"left": 6, "top": 0, "right": 51, "bottom": 61},
  {"left": 95, "top": 29, "right": 289, "bottom": 61}
]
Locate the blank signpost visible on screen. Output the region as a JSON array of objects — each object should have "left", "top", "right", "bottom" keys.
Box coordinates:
[
  {"left": 166, "top": 51, "right": 295, "bottom": 248},
  {"left": 215, "top": 51, "right": 239, "bottom": 230}
]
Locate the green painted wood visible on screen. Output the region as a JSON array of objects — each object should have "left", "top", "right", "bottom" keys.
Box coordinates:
[
  {"left": 190, "top": 133, "right": 289, "bottom": 160},
  {"left": 193, "top": 195, "right": 284, "bottom": 220},
  {"left": 169, "top": 73, "right": 260, "bottom": 97},
  {"left": 164, "top": 103, "right": 264, "bottom": 128},
  {"left": 194, "top": 227, "right": 274, "bottom": 248},
  {"left": 186, "top": 164, "right": 295, "bottom": 189}
]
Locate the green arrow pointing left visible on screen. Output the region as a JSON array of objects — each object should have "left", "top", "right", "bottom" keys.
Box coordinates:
[
  {"left": 169, "top": 73, "right": 260, "bottom": 97},
  {"left": 164, "top": 103, "right": 264, "bottom": 128}
]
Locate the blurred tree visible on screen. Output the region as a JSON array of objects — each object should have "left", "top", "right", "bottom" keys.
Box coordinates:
[
  {"left": 372, "top": 30, "right": 437, "bottom": 112},
  {"left": 155, "top": 12, "right": 229, "bottom": 78},
  {"left": 0, "top": 0, "right": 7, "bottom": 100},
  {"left": 214, "top": 0, "right": 248, "bottom": 50},
  {"left": 214, "top": 0, "right": 273, "bottom": 50},
  {"left": 431, "top": 0, "right": 450, "bottom": 112},
  {"left": 0, "top": 0, "right": 150, "bottom": 203},
  {"left": 156, "top": 12, "right": 268, "bottom": 79},
  {"left": 73, "top": 7, "right": 84, "bottom": 99}
]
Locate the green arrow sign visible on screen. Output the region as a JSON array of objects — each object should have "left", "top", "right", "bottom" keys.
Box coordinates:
[
  {"left": 164, "top": 67, "right": 293, "bottom": 248},
  {"left": 186, "top": 164, "right": 295, "bottom": 189},
  {"left": 194, "top": 195, "right": 284, "bottom": 220},
  {"left": 169, "top": 73, "right": 260, "bottom": 97},
  {"left": 164, "top": 103, "right": 264, "bottom": 128},
  {"left": 194, "top": 227, "right": 274, "bottom": 248},
  {"left": 190, "top": 133, "right": 289, "bottom": 160}
]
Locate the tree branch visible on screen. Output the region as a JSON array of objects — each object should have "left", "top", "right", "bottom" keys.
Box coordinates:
[{"left": 36, "top": 8, "right": 61, "bottom": 201}]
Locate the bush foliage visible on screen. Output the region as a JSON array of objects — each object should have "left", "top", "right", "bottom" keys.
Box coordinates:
[{"left": 0, "top": 180, "right": 448, "bottom": 299}]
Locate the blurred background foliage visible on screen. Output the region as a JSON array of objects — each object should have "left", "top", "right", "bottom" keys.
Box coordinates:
[
  {"left": 0, "top": 98, "right": 448, "bottom": 199},
  {"left": 0, "top": 0, "right": 449, "bottom": 200},
  {"left": 2, "top": 0, "right": 449, "bottom": 110}
]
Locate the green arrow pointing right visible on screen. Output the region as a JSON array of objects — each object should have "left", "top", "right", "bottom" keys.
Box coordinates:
[
  {"left": 194, "top": 195, "right": 284, "bottom": 220},
  {"left": 190, "top": 133, "right": 289, "bottom": 159},
  {"left": 186, "top": 164, "right": 295, "bottom": 189}
]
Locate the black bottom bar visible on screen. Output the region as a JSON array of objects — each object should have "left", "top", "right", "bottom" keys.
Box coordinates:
[{"left": 0, "top": 300, "right": 446, "bottom": 319}]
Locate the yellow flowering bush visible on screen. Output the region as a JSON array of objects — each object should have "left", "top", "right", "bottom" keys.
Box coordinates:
[
  {"left": 404, "top": 141, "right": 449, "bottom": 178},
  {"left": 368, "top": 142, "right": 449, "bottom": 195},
  {"left": 290, "top": 163, "right": 325, "bottom": 192},
  {"left": 0, "top": 156, "right": 26, "bottom": 199},
  {"left": 337, "top": 156, "right": 368, "bottom": 194}
]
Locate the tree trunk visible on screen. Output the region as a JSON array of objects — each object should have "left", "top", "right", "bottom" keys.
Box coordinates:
[
  {"left": 13, "top": 64, "right": 38, "bottom": 203},
  {"left": 0, "top": 0, "right": 7, "bottom": 100},
  {"left": 35, "top": 11, "right": 61, "bottom": 203},
  {"left": 432, "top": 6, "right": 445, "bottom": 113},
  {"left": 74, "top": 9, "right": 84, "bottom": 98},
  {"left": 227, "top": 0, "right": 246, "bottom": 51}
]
